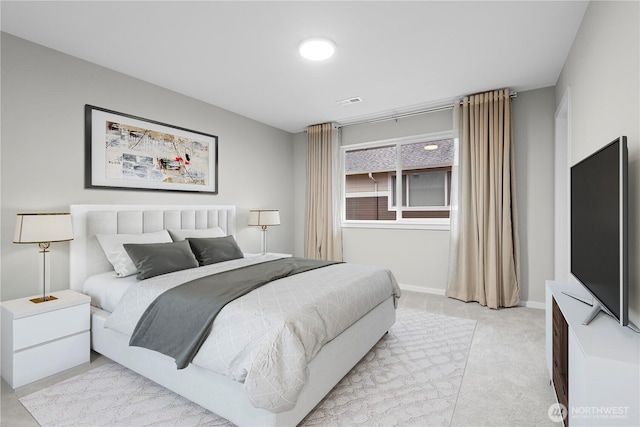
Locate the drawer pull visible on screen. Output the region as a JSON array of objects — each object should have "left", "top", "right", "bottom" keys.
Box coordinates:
[
  {"left": 562, "top": 385, "right": 566, "bottom": 396},
  {"left": 554, "top": 330, "right": 558, "bottom": 337},
  {"left": 554, "top": 360, "right": 558, "bottom": 368}
]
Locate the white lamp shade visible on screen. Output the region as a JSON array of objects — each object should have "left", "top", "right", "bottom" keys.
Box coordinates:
[
  {"left": 248, "top": 210, "right": 281, "bottom": 227},
  {"left": 13, "top": 213, "right": 74, "bottom": 244}
]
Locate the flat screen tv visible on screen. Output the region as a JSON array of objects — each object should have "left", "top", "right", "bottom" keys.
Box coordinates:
[{"left": 570, "top": 136, "right": 628, "bottom": 327}]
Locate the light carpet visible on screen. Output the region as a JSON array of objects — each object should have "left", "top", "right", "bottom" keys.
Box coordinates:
[{"left": 20, "top": 308, "right": 476, "bottom": 427}]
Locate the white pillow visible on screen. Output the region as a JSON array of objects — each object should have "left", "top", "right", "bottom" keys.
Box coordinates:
[
  {"left": 96, "top": 230, "right": 172, "bottom": 277},
  {"left": 168, "top": 227, "right": 226, "bottom": 241}
]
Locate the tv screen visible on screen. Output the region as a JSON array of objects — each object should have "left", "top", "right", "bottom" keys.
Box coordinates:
[{"left": 570, "top": 136, "right": 628, "bottom": 326}]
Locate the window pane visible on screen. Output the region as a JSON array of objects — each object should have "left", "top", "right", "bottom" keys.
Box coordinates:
[
  {"left": 345, "top": 145, "right": 396, "bottom": 174},
  {"left": 407, "top": 172, "right": 445, "bottom": 206},
  {"left": 399, "top": 139, "right": 453, "bottom": 218},
  {"left": 401, "top": 139, "right": 454, "bottom": 170},
  {"left": 345, "top": 145, "right": 397, "bottom": 221}
]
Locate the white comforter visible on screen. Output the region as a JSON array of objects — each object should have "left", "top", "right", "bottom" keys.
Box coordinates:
[{"left": 104, "top": 254, "right": 400, "bottom": 412}]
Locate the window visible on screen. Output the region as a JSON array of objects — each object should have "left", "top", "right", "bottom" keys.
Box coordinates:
[{"left": 343, "top": 134, "right": 454, "bottom": 227}]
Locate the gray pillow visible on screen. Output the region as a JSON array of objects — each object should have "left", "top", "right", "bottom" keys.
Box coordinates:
[
  {"left": 123, "top": 240, "right": 199, "bottom": 280},
  {"left": 187, "top": 236, "right": 244, "bottom": 266}
]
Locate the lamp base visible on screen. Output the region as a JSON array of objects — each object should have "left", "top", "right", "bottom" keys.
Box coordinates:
[{"left": 29, "top": 295, "right": 58, "bottom": 304}]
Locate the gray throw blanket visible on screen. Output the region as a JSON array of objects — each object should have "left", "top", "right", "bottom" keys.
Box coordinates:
[{"left": 129, "top": 257, "right": 339, "bottom": 369}]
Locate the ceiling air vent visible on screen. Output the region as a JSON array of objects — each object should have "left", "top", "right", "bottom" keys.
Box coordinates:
[{"left": 337, "top": 96, "right": 363, "bottom": 106}]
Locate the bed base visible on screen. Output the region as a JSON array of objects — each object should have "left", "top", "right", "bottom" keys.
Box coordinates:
[{"left": 91, "top": 297, "right": 396, "bottom": 427}]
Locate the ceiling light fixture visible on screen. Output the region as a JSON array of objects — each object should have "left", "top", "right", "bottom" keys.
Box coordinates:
[
  {"left": 298, "top": 37, "right": 336, "bottom": 61},
  {"left": 424, "top": 144, "right": 439, "bottom": 151}
]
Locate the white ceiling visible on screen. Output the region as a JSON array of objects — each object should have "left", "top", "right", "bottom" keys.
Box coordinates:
[{"left": 1, "top": 1, "right": 588, "bottom": 133}]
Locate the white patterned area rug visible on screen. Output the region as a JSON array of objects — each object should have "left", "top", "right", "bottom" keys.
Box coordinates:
[{"left": 20, "top": 308, "right": 476, "bottom": 427}]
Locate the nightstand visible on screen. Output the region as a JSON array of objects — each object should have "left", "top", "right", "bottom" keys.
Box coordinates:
[{"left": 1, "top": 289, "right": 90, "bottom": 388}]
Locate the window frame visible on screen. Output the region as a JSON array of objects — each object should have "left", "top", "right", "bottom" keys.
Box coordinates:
[{"left": 341, "top": 131, "right": 453, "bottom": 230}]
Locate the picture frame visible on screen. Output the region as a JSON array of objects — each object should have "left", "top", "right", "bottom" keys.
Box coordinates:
[{"left": 85, "top": 105, "right": 218, "bottom": 194}]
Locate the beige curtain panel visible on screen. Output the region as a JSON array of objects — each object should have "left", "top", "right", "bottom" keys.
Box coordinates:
[
  {"left": 305, "top": 123, "right": 343, "bottom": 261},
  {"left": 446, "top": 89, "right": 520, "bottom": 309}
]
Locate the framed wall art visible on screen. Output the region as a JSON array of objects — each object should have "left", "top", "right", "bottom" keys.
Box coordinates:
[{"left": 85, "top": 105, "right": 218, "bottom": 194}]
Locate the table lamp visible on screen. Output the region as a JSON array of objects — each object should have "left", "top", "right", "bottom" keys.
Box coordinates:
[
  {"left": 13, "top": 213, "right": 74, "bottom": 303},
  {"left": 248, "top": 209, "right": 280, "bottom": 254}
]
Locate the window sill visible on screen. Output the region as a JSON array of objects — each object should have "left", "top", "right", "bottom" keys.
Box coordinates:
[{"left": 341, "top": 220, "right": 450, "bottom": 231}]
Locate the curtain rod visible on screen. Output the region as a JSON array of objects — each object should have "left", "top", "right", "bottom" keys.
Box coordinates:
[{"left": 337, "top": 92, "right": 517, "bottom": 129}]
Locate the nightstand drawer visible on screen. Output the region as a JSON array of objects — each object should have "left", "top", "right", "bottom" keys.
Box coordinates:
[
  {"left": 13, "top": 304, "right": 89, "bottom": 351},
  {"left": 13, "top": 331, "right": 89, "bottom": 388}
]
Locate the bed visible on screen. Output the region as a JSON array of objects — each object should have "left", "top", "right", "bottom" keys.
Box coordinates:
[{"left": 69, "top": 204, "right": 399, "bottom": 426}]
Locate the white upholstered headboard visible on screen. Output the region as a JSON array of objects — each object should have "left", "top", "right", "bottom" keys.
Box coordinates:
[{"left": 69, "top": 204, "right": 236, "bottom": 292}]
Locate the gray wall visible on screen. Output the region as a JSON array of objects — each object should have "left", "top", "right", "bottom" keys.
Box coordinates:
[
  {"left": 555, "top": 0, "right": 640, "bottom": 325},
  {"left": 513, "top": 87, "right": 556, "bottom": 305},
  {"left": 1, "top": 33, "right": 295, "bottom": 301},
  {"left": 293, "top": 131, "right": 308, "bottom": 258},
  {"left": 293, "top": 88, "right": 556, "bottom": 306}
]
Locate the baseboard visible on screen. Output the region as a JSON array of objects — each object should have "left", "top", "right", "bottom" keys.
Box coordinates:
[
  {"left": 399, "top": 283, "right": 545, "bottom": 310},
  {"left": 398, "top": 283, "right": 446, "bottom": 296},
  {"left": 518, "top": 300, "right": 546, "bottom": 310}
]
